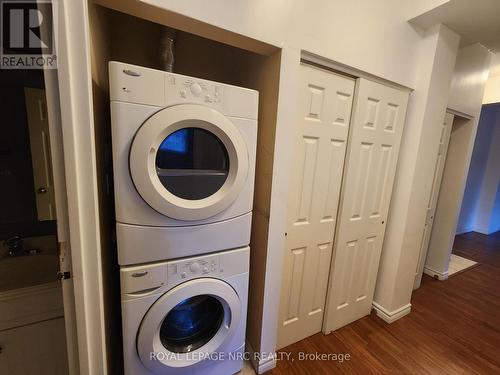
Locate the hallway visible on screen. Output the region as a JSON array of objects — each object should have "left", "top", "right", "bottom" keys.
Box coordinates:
[{"left": 271, "top": 232, "right": 500, "bottom": 374}]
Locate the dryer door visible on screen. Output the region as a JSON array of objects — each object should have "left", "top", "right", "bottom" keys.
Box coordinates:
[
  {"left": 130, "top": 104, "right": 249, "bottom": 221},
  {"left": 137, "top": 278, "right": 241, "bottom": 373}
]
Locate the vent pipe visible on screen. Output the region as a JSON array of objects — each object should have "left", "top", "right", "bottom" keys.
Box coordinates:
[{"left": 160, "top": 26, "right": 176, "bottom": 72}]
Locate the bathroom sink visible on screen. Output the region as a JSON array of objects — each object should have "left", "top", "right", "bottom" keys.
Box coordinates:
[{"left": 0, "top": 254, "right": 59, "bottom": 292}]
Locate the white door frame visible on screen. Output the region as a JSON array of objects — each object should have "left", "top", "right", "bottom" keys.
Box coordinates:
[
  {"left": 43, "top": 67, "right": 80, "bottom": 374},
  {"left": 54, "top": 0, "right": 107, "bottom": 374}
]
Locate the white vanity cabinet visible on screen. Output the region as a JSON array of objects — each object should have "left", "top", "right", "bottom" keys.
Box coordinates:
[{"left": 0, "top": 318, "right": 68, "bottom": 375}]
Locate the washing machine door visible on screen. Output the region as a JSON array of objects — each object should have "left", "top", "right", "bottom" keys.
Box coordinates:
[
  {"left": 137, "top": 278, "right": 241, "bottom": 373},
  {"left": 129, "top": 103, "right": 249, "bottom": 221}
]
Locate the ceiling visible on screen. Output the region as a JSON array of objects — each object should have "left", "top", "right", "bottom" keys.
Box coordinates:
[{"left": 409, "top": 0, "right": 500, "bottom": 51}]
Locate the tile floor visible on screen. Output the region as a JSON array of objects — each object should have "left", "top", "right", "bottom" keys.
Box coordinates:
[{"left": 448, "top": 253, "right": 477, "bottom": 276}]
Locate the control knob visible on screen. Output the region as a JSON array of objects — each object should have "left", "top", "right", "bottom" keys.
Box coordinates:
[
  {"left": 189, "top": 262, "right": 201, "bottom": 273},
  {"left": 190, "top": 83, "right": 202, "bottom": 97}
]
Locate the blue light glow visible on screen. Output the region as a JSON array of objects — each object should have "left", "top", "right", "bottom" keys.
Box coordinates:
[{"left": 160, "top": 129, "right": 188, "bottom": 154}]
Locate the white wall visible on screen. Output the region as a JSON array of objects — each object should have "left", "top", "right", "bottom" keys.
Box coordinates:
[
  {"left": 374, "top": 24, "right": 459, "bottom": 315},
  {"left": 405, "top": 0, "right": 450, "bottom": 18},
  {"left": 140, "top": 0, "right": 427, "bottom": 88},
  {"left": 491, "top": 178, "right": 500, "bottom": 233},
  {"left": 448, "top": 45, "right": 492, "bottom": 116},
  {"left": 483, "top": 53, "right": 500, "bottom": 104},
  {"left": 458, "top": 104, "right": 500, "bottom": 234},
  {"left": 477, "top": 112, "right": 500, "bottom": 233},
  {"left": 457, "top": 105, "right": 498, "bottom": 233}
]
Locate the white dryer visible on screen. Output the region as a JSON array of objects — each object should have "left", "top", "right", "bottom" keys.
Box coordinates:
[
  {"left": 120, "top": 247, "right": 249, "bottom": 375},
  {"left": 109, "top": 62, "right": 258, "bottom": 265}
]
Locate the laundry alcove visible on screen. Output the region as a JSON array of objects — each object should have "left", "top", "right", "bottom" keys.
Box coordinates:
[{"left": 87, "top": 2, "right": 281, "bottom": 371}]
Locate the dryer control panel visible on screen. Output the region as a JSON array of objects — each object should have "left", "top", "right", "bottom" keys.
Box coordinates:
[
  {"left": 165, "top": 73, "right": 224, "bottom": 107},
  {"left": 109, "top": 61, "right": 258, "bottom": 120}
]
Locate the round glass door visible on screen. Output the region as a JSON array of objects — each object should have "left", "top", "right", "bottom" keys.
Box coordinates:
[
  {"left": 129, "top": 104, "right": 249, "bottom": 221},
  {"left": 137, "top": 278, "right": 241, "bottom": 372},
  {"left": 156, "top": 128, "right": 230, "bottom": 200},
  {"left": 159, "top": 295, "right": 225, "bottom": 353}
]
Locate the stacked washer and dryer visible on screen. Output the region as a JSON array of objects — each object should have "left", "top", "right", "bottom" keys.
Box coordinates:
[{"left": 109, "top": 61, "right": 258, "bottom": 375}]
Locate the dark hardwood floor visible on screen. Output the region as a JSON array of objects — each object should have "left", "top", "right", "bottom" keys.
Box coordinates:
[{"left": 270, "top": 231, "right": 500, "bottom": 374}]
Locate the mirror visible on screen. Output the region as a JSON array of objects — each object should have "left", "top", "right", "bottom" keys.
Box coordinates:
[{"left": 0, "top": 69, "right": 57, "bottom": 240}]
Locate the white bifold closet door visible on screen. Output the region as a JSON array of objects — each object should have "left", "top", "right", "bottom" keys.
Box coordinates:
[
  {"left": 413, "top": 111, "right": 454, "bottom": 289},
  {"left": 323, "top": 78, "right": 409, "bottom": 333},
  {"left": 277, "top": 64, "right": 355, "bottom": 349}
]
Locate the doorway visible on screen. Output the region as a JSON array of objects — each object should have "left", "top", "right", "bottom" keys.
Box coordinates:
[
  {"left": 414, "top": 111, "right": 454, "bottom": 289},
  {"left": 457, "top": 103, "right": 500, "bottom": 236},
  {"left": 0, "top": 66, "right": 77, "bottom": 374},
  {"left": 417, "top": 111, "right": 481, "bottom": 282}
]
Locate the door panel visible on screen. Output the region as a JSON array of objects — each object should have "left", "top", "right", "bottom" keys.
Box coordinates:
[
  {"left": 24, "top": 88, "right": 56, "bottom": 221},
  {"left": 277, "top": 64, "right": 355, "bottom": 349},
  {"left": 323, "top": 78, "right": 409, "bottom": 333},
  {"left": 414, "top": 112, "right": 454, "bottom": 289},
  {"left": 0, "top": 318, "right": 68, "bottom": 375}
]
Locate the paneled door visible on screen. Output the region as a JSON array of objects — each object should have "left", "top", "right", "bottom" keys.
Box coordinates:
[
  {"left": 323, "top": 78, "right": 409, "bottom": 333},
  {"left": 413, "top": 112, "right": 454, "bottom": 289},
  {"left": 277, "top": 64, "right": 355, "bottom": 349}
]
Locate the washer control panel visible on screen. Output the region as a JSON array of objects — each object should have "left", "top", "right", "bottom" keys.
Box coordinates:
[
  {"left": 166, "top": 73, "right": 223, "bottom": 106},
  {"left": 167, "top": 253, "right": 221, "bottom": 282},
  {"left": 121, "top": 247, "right": 249, "bottom": 299}
]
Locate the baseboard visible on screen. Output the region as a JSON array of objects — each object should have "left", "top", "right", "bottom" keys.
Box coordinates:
[
  {"left": 455, "top": 227, "right": 471, "bottom": 235},
  {"left": 423, "top": 265, "right": 449, "bottom": 280},
  {"left": 456, "top": 226, "right": 497, "bottom": 236},
  {"left": 246, "top": 340, "right": 277, "bottom": 374},
  {"left": 372, "top": 301, "right": 411, "bottom": 323},
  {"left": 473, "top": 227, "right": 500, "bottom": 235},
  {"left": 472, "top": 226, "right": 492, "bottom": 235}
]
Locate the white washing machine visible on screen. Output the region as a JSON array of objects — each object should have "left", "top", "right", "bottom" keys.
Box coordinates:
[
  {"left": 109, "top": 62, "right": 258, "bottom": 265},
  {"left": 121, "top": 247, "right": 249, "bottom": 375}
]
